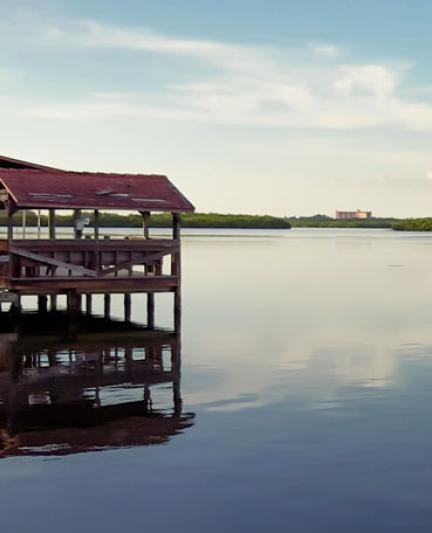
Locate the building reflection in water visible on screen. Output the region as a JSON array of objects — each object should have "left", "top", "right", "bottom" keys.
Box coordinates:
[{"left": 0, "top": 314, "right": 194, "bottom": 457}]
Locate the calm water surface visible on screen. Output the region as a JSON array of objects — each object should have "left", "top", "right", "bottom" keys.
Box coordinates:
[{"left": 2, "top": 228, "right": 432, "bottom": 532}]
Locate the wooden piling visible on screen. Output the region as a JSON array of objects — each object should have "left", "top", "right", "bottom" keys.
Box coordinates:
[
  {"left": 47, "top": 349, "right": 56, "bottom": 367},
  {"left": 6, "top": 210, "right": 13, "bottom": 242},
  {"left": 142, "top": 211, "right": 150, "bottom": 239},
  {"left": 172, "top": 212, "right": 181, "bottom": 240},
  {"left": 48, "top": 209, "right": 56, "bottom": 239},
  {"left": 67, "top": 291, "right": 81, "bottom": 314},
  {"left": 174, "top": 288, "right": 181, "bottom": 334},
  {"left": 104, "top": 293, "right": 111, "bottom": 319},
  {"left": 147, "top": 292, "right": 155, "bottom": 329},
  {"left": 86, "top": 293, "right": 93, "bottom": 316},
  {"left": 73, "top": 208, "right": 83, "bottom": 239},
  {"left": 124, "top": 346, "right": 132, "bottom": 363},
  {"left": 94, "top": 209, "right": 100, "bottom": 240},
  {"left": 49, "top": 294, "right": 57, "bottom": 311},
  {"left": 172, "top": 213, "right": 182, "bottom": 333},
  {"left": 124, "top": 293, "right": 131, "bottom": 322},
  {"left": 10, "top": 295, "right": 21, "bottom": 316},
  {"left": 37, "top": 294, "right": 48, "bottom": 313}
]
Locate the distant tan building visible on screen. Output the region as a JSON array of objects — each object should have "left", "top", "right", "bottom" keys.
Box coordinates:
[{"left": 335, "top": 209, "right": 372, "bottom": 220}]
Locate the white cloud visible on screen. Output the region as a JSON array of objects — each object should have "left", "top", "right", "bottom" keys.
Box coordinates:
[
  {"left": 45, "top": 20, "right": 274, "bottom": 76},
  {"left": 1, "top": 18, "right": 432, "bottom": 132},
  {"left": 333, "top": 65, "right": 397, "bottom": 97},
  {"left": 309, "top": 43, "right": 343, "bottom": 59}
]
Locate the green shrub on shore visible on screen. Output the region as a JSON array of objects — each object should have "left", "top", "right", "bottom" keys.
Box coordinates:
[
  {"left": 7, "top": 211, "right": 432, "bottom": 231},
  {"left": 391, "top": 218, "right": 432, "bottom": 231},
  {"left": 287, "top": 215, "right": 398, "bottom": 229},
  {"left": 7, "top": 211, "right": 292, "bottom": 230}
]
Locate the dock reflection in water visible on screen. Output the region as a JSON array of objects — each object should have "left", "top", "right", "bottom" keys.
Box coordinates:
[{"left": 0, "top": 314, "right": 194, "bottom": 457}]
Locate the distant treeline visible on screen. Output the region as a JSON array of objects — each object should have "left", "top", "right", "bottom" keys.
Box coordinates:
[
  {"left": 391, "top": 218, "right": 432, "bottom": 231},
  {"left": 6, "top": 211, "right": 432, "bottom": 231},
  {"left": 289, "top": 215, "right": 432, "bottom": 231},
  {"left": 287, "top": 215, "right": 400, "bottom": 229},
  {"left": 6, "top": 211, "right": 292, "bottom": 230}
]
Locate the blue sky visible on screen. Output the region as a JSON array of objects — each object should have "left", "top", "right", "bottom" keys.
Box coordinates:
[{"left": 2, "top": 0, "right": 432, "bottom": 216}]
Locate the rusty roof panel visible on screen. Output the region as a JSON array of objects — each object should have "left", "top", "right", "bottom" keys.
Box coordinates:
[{"left": 0, "top": 169, "right": 194, "bottom": 212}]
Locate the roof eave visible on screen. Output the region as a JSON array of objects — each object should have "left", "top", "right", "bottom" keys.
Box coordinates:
[
  {"left": 0, "top": 155, "right": 63, "bottom": 171},
  {"left": 14, "top": 203, "right": 195, "bottom": 212}
]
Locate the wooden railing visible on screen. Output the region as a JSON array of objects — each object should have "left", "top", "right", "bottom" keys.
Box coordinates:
[{"left": 0, "top": 238, "right": 181, "bottom": 293}]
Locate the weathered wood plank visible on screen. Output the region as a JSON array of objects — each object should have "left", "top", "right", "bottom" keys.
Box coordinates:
[
  {"left": 9, "top": 275, "right": 179, "bottom": 293},
  {"left": 9, "top": 246, "right": 98, "bottom": 277},
  {"left": 101, "top": 248, "right": 176, "bottom": 276},
  {"left": 10, "top": 239, "right": 178, "bottom": 251}
]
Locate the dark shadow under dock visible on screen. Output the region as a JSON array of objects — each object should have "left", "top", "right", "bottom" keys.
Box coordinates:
[{"left": 0, "top": 313, "right": 194, "bottom": 458}]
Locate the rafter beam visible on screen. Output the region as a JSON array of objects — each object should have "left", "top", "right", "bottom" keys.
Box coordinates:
[
  {"left": 9, "top": 246, "right": 98, "bottom": 277},
  {"left": 101, "top": 247, "right": 177, "bottom": 277}
]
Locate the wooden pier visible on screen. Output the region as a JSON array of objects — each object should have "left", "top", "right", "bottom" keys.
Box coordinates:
[{"left": 0, "top": 155, "right": 194, "bottom": 330}]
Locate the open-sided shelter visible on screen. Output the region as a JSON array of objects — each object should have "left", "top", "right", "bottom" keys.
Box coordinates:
[{"left": 0, "top": 155, "right": 194, "bottom": 329}]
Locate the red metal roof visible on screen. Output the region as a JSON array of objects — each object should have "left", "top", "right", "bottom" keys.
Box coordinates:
[{"left": 0, "top": 169, "right": 194, "bottom": 212}]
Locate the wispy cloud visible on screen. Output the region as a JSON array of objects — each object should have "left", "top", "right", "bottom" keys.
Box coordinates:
[
  {"left": 2, "top": 18, "right": 432, "bottom": 131},
  {"left": 309, "top": 43, "right": 343, "bottom": 59}
]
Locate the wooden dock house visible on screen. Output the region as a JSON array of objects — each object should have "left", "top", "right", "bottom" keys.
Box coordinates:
[{"left": 0, "top": 155, "right": 194, "bottom": 329}]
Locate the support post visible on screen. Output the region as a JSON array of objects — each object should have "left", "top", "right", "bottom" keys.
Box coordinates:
[
  {"left": 67, "top": 291, "right": 81, "bottom": 315},
  {"left": 104, "top": 293, "right": 111, "bottom": 319},
  {"left": 86, "top": 293, "right": 93, "bottom": 316},
  {"left": 49, "top": 294, "right": 57, "bottom": 311},
  {"left": 47, "top": 349, "right": 56, "bottom": 367},
  {"left": 10, "top": 294, "right": 22, "bottom": 316},
  {"left": 6, "top": 207, "right": 14, "bottom": 242},
  {"left": 142, "top": 211, "right": 150, "bottom": 239},
  {"left": 172, "top": 213, "right": 182, "bottom": 333},
  {"left": 171, "top": 213, "right": 181, "bottom": 276},
  {"left": 172, "top": 212, "right": 181, "bottom": 240},
  {"left": 22, "top": 210, "right": 26, "bottom": 239},
  {"left": 147, "top": 292, "right": 155, "bottom": 329},
  {"left": 4, "top": 198, "right": 17, "bottom": 243},
  {"left": 174, "top": 288, "right": 181, "bottom": 334},
  {"left": 48, "top": 209, "right": 56, "bottom": 240},
  {"left": 37, "top": 209, "right": 41, "bottom": 239},
  {"left": 124, "top": 346, "right": 132, "bottom": 363},
  {"left": 94, "top": 209, "right": 100, "bottom": 240},
  {"left": 124, "top": 293, "right": 131, "bottom": 322},
  {"left": 73, "top": 209, "right": 82, "bottom": 239},
  {"left": 37, "top": 294, "right": 48, "bottom": 313}
]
